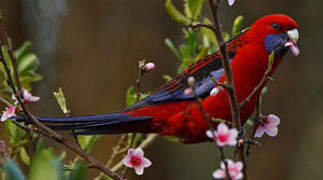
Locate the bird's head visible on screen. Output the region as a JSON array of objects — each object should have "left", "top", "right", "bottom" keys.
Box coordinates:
[{"left": 250, "top": 14, "right": 299, "bottom": 56}]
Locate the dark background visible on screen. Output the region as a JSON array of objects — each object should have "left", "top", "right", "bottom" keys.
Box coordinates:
[{"left": 0, "top": 0, "right": 322, "bottom": 179}]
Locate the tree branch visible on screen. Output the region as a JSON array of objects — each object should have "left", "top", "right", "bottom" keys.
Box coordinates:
[
  {"left": 0, "top": 16, "right": 123, "bottom": 180},
  {"left": 207, "top": 0, "right": 247, "bottom": 179}
]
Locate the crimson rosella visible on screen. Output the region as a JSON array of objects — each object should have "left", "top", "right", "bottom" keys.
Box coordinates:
[{"left": 29, "top": 14, "right": 299, "bottom": 144}]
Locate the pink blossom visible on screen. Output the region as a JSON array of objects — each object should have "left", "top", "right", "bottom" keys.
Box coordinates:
[
  {"left": 285, "top": 41, "right": 300, "bottom": 56},
  {"left": 12, "top": 89, "right": 40, "bottom": 104},
  {"left": 1, "top": 106, "right": 16, "bottom": 122},
  {"left": 143, "top": 62, "right": 155, "bottom": 71},
  {"left": 228, "top": 0, "right": 235, "bottom": 6},
  {"left": 123, "top": 148, "right": 152, "bottom": 175},
  {"left": 213, "top": 159, "right": 243, "bottom": 180},
  {"left": 206, "top": 123, "right": 238, "bottom": 147},
  {"left": 184, "top": 87, "right": 193, "bottom": 95},
  {"left": 22, "top": 89, "right": 40, "bottom": 103},
  {"left": 255, "top": 114, "right": 280, "bottom": 138},
  {"left": 210, "top": 86, "right": 223, "bottom": 96}
]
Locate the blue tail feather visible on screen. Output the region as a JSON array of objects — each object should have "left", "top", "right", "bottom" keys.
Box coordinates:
[{"left": 15, "top": 113, "right": 153, "bottom": 135}]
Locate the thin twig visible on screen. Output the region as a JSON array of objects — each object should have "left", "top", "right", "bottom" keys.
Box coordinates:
[
  {"left": 0, "top": 96, "right": 12, "bottom": 107},
  {"left": 207, "top": 0, "right": 247, "bottom": 179},
  {"left": 136, "top": 60, "right": 146, "bottom": 102},
  {"left": 246, "top": 96, "right": 263, "bottom": 157},
  {"left": 189, "top": 22, "right": 215, "bottom": 31},
  {"left": 107, "top": 135, "right": 127, "bottom": 168},
  {"left": 239, "top": 75, "right": 270, "bottom": 108},
  {"left": 219, "top": 147, "right": 232, "bottom": 180},
  {"left": 0, "top": 36, "right": 122, "bottom": 180},
  {"left": 208, "top": 0, "right": 242, "bottom": 133},
  {"left": 0, "top": 140, "right": 8, "bottom": 160}
]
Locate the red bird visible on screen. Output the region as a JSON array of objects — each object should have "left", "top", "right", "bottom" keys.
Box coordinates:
[{"left": 37, "top": 14, "right": 299, "bottom": 144}]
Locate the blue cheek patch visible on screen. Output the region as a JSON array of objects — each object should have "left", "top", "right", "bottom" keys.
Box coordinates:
[{"left": 264, "top": 34, "right": 287, "bottom": 55}]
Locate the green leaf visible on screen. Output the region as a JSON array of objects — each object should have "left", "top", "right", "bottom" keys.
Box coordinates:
[
  {"left": 126, "top": 86, "right": 137, "bottom": 107},
  {"left": 184, "top": 0, "right": 205, "bottom": 20},
  {"left": 28, "top": 148, "right": 64, "bottom": 180},
  {"left": 211, "top": 118, "right": 225, "bottom": 123},
  {"left": 165, "top": 38, "right": 181, "bottom": 59},
  {"left": 4, "top": 121, "right": 26, "bottom": 146},
  {"left": 200, "top": 18, "right": 218, "bottom": 49},
  {"left": 17, "top": 54, "right": 39, "bottom": 75},
  {"left": 127, "top": 133, "right": 143, "bottom": 147},
  {"left": 162, "top": 74, "right": 173, "bottom": 82},
  {"left": 261, "top": 86, "right": 268, "bottom": 96},
  {"left": 186, "top": 31, "right": 198, "bottom": 58},
  {"left": 266, "top": 51, "right": 275, "bottom": 73},
  {"left": 126, "top": 86, "right": 149, "bottom": 106},
  {"left": 103, "top": 176, "right": 113, "bottom": 180},
  {"left": 223, "top": 32, "right": 230, "bottom": 41},
  {"left": 58, "top": 151, "right": 66, "bottom": 161},
  {"left": 2, "top": 46, "right": 12, "bottom": 66},
  {"left": 14, "top": 41, "right": 42, "bottom": 90},
  {"left": 194, "top": 46, "right": 209, "bottom": 61},
  {"left": 78, "top": 135, "right": 101, "bottom": 152},
  {"left": 164, "top": 136, "right": 182, "bottom": 143},
  {"left": 68, "top": 161, "right": 88, "bottom": 180},
  {"left": 3, "top": 159, "right": 25, "bottom": 180},
  {"left": 165, "top": 0, "right": 191, "bottom": 25},
  {"left": 53, "top": 88, "right": 70, "bottom": 115},
  {"left": 232, "top": 16, "right": 244, "bottom": 36},
  {"left": 14, "top": 41, "right": 32, "bottom": 61},
  {"left": 19, "top": 147, "right": 30, "bottom": 166},
  {"left": 246, "top": 119, "right": 254, "bottom": 126}
]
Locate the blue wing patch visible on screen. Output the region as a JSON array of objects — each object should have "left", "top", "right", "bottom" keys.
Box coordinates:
[
  {"left": 123, "top": 28, "right": 248, "bottom": 111},
  {"left": 123, "top": 58, "right": 232, "bottom": 112}
]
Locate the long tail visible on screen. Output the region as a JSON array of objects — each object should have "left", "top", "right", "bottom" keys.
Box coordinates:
[{"left": 17, "top": 113, "right": 153, "bottom": 135}]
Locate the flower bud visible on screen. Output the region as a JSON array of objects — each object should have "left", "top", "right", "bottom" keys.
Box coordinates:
[
  {"left": 143, "top": 62, "right": 155, "bottom": 71},
  {"left": 187, "top": 76, "right": 195, "bottom": 87}
]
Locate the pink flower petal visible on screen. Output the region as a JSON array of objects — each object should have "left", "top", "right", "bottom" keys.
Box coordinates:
[
  {"left": 143, "top": 62, "right": 155, "bottom": 71},
  {"left": 227, "top": 138, "right": 237, "bottom": 146},
  {"left": 134, "top": 167, "right": 144, "bottom": 175},
  {"left": 122, "top": 157, "right": 132, "bottom": 167},
  {"left": 215, "top": 160, "right": 243, "bottom": 180},
  {"left": 142, "top": 158, "right": 152, "bottom": 168},
  {"left": 228, "top": 0, "right": 235, "bottom": 6},
  {"left": 217, "top": 123, "right": 229, "bottom": 134},
  {"left": 254, "top": 126, "right": 265, "bottom": 138},
  {"left": 226, "top": 159, "right": 234, "bottom": 168},
  {"left": 220, "top": 161, "right": 226, "bottom": 169},
  {"left": 23, "top": 89, "right": 40, "bottom": 102},
  {"left": 1, "top": 106, "right": 16, "bottom": 122},
  {"left": 184, "top": 88, "right": 193, "bottom": 95},
  {"left": 206, "top": 130, "right": 215, "bottom": 139},
  {"left": 265, "top": 126, "right": 278, "bottom": 137},
  {"left": 234, "top": 161, "right": 243, "bottom": 171},
  {"left": 267, "top": 114, "right": 280, "bottom": 126},
  {"left": 210, "top": 87, "right": 221, "bottom": 96},
  {"left": 11, "top": 94, "right": 17, "bottom": 101},
  {"left": 213, "top": 169, "right": 226, "bottom": 178},
  {"left": 134, "top": 148, "right": 144, "bottom": 157},
  {"left": 229, "top": 129, "right": 238, "bottom": 139},
  {"left": 128, "top": 149, "right": 136, "bottom": 157},
  {"left": 285, "top": 42, "right": 300, "bottom": 56},
  {"left": 235, "top": 172, "right": 243, "bottom": 180},
  {"left": 123, "top": 148, "right": 151, "bottom": 175},
  {"left": 290, "top": 44, "right": 300, "bottom": 56},
  {"left": 216, "top": 139, "right": 226, "bottom": 147}
]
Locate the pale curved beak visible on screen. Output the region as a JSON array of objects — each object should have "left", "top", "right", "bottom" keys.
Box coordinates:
[
  {"left": 285, "top": 29, "right": 300, "bottom": 56},
  {"left": 287, "top": 29, "right": 299, "bottom": 43}
]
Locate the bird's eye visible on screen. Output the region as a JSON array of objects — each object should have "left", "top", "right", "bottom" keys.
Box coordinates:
[{"left": 271, "top": 23, "right": 282, "bottom": 30}]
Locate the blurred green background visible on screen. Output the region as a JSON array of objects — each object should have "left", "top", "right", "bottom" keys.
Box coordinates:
[{"left": 0, "top": 0, "right": 322, "bottom": 179}]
